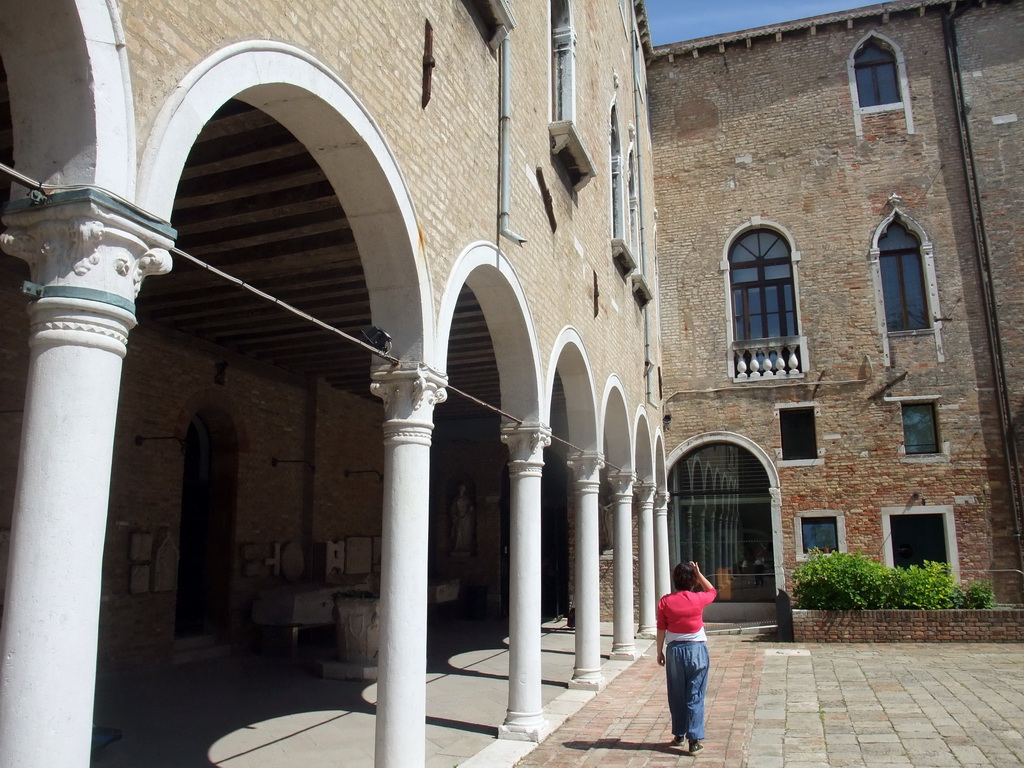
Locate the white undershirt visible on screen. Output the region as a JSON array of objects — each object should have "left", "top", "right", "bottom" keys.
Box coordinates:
[{"left": 666, "top": 627, "right": 707, "bottom": 643}]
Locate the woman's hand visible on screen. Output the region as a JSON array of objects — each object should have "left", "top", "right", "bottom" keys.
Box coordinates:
[
  {"left": 657, "top": 650, "right": 666, "bottom": 667},
  {"left": 690, "top": 560, "right": 701, "bottom": 574}
]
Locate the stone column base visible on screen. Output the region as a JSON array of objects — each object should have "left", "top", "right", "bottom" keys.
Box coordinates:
[{"left": 498, "top": 716, "right": 551, "bottom": 743}]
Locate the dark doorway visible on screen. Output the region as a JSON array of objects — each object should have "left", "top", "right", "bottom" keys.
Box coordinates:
[
  {"left": 890, "top": 513, "right": 948, "bottom": 567},
  {"left": 176, "top": 417, "right": 212, "bottom": 636},
  {"left": 540, "top": 449, "right": 570, "bottom": 620}
]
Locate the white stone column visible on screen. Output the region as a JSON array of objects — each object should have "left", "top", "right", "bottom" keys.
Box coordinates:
[
  {"left": 499, "top": 423, "right": 552, "bottom": 742},
  {"left": 0, "top": 190, "right": 173, "bottom": 768},
  {"left": 635, "top": 483, "right": 657, "bottom": 638},
  {"left": 567, "top": 451, "right": 604, "bottom": 691},
  {"left": 654, "top": 490, "right": 671, "bottom": 602},
  {"left": 370, "top": 364, "right": 446, "bottom": 768},
  {"left": 608, "top": 470, "right": 637, "bottom": 660}
]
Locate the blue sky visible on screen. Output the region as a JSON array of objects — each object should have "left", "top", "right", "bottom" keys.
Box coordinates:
[{"left": 643, "top": 1, "right": 868, "bottom": 46}]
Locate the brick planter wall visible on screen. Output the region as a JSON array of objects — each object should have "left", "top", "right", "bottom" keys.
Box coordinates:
[{"left": 793, "top": 609, "right": 1024, "bottom": 643}]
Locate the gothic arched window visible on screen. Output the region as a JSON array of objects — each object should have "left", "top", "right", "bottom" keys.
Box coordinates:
[{"left": 879, "top": 221, "right": 928, "bottom": 331}]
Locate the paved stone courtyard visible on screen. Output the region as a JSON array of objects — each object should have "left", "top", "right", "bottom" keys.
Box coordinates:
[{"left": 516, "top": 636, "right": 1024, "bottom": 768}]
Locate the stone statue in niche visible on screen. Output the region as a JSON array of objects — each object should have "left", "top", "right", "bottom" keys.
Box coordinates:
[{"left": 448, "top": 479, "right": 476, "bottom": 556}]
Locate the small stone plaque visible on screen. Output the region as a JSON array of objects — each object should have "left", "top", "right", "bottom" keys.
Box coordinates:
[
  {"left": 130, "top": 564, "right": 151, "bottom": 595},
  {"left": 129, "top": 532, "right": 153, "bottom": 563}
]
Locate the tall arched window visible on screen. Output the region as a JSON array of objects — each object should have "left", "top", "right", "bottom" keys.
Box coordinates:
[
  {"left": 610, "top": 107, "right": 623, "bottom": 239},
  {"left": 551, "top": 0, "right": 574, "bottom": 123},
  {"left": 729, "top": 229, "right": 797, "bottom": 341},
  {"left": 879, "top": 221, "right": 928, "bottom": 331},
  {"left": 854, "top": 40, "right": 900, "bottom": 108}
]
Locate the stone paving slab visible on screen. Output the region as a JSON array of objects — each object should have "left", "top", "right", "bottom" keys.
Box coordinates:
[{"left": 513, "top": 638, "right": 1024, "bottom": 768}]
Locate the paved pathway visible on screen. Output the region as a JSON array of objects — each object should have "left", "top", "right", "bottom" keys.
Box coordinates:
[{"left": 514, "top": 636, "right": 1024, "bottom": 768}]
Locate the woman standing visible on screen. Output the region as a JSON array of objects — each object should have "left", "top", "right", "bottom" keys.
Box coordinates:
[{"left": 656, "top": 561, "right": 717, "bottom": 755}]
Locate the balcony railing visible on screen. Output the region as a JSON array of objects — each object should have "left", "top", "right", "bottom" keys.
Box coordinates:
[{"left": 731, "top": 336, "right": 805, "bottom": 380}]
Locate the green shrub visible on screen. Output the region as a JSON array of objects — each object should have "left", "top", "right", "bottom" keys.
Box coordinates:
[
  {"left": 791, "top": 551, "right": 892, "bottom": 610},
  {"left": 889, "top": 561, "right": 957, "bottom": 610},
  {"left": 956, "top": 580, "right": 996, "bottom": 609},
  {"left": 792, "top": 552, "right": 995, "bottom": 611}
]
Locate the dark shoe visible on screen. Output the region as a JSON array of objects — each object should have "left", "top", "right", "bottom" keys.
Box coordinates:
[
  {"left": 671, "top": 736, "right": 685, "bottom": 747},
  {"left": 688, "top": 739, "right": 704, "bottom": 755}
]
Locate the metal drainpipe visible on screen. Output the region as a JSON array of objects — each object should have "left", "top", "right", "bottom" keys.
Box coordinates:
[
  {"left": 943, "top": 7, "right": 1024, "bottom": 581},
  {"left": 631, "top": 27, "right": 653, "bottom": 401},
  {"left": 499, "top": 33, "right": 527, "bottom": 246}
]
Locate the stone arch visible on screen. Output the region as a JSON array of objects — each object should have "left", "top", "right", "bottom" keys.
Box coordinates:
[
  {"left": 544, "top": 328, "right": 598, "bottom": 450},
  {"left": 667, "top": 431, "right": 785, "bottom": 592},
  {"left": 436, "top": 242, "right": 542, "bottom": 421},
  {"left": 633, "top": 408, "right": 654, "bottom": 484},
  {"left": 600, "top": 377, "right": 632, "bottom": 472},
  {"left": 0, "top": 0, "right": 135, "bottom": 194},
  {"left": 137, "top": 42, "right": 432, "bottom": 361}
]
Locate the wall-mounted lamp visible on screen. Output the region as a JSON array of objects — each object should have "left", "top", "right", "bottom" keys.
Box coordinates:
[
  {"left": 361, "top": 325, "right": 392, "bottom": 355},
  {"left": 662, "top": 414, "right": 672, "bottom": 429},
  {"left": 271, "top": 458, "right": 316, "bottom": 473},
  {"left": 345, "top": 468, "right": 383, "bottom": 482}
]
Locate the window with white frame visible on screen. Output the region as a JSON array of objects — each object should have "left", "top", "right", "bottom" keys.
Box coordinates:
[
  {"left": 854, "top": 40, "right": 901, "bottom": 108},
  {"left": 870, "top": 206, "right": 943, "bottom": 365},
  {"left": 902, "top": 402, "right": 939, "bottom": 455},
  {"left": 726, "top": 223, "right": 805, "bottom": 380},
  {"left": 551, "top": 0, "right": 575, "bottom": 123},
  {"left": 795, "top": 511, "right": 846, "bottom": 560},
  {"left": 884, "top": 395, "right": 948, "bottom": 461},
  {"left": 610, "top": 108, "right": 623, "bottom": 240},
  {"left": 848, "top": 33, "right": 915, "bottom": 136},
  {"left": 881, "top": 505, "right": 957, "bottom": 573}
]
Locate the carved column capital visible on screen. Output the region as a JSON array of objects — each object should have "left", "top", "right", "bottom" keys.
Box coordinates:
[
  {"left": 1, "top": 189, "right": 175, "bottom": 311},
  {"left": 607, "top": 470, "right": 635, "bottom": 499},
  {"left": 567, "top": 451, "right": 604, "bottom": 490},
  {"left": 654, "top": 490, "right": 670, "bottom": 517},
  {"left": 501, "top": 423, "right": 551, "bottom": 477},
  {"left": 634, "top": 482, "right": 657, "bottom": 507},
  {"left": 371, "top": 364, "right": 447, "bottom": 445}
]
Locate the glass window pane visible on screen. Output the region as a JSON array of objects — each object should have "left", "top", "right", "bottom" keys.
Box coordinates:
[
  {"left": 764, "top": 264, "right": 790, "bottom": 280},
  {"left": 903, "top": 404, "right": 938, "bottom": 454},
  {"left": 856, "top": 68, "right": 878, "bottom": 107},
  {"left": 780, "top": 408, "right": 817, "bottom": 460},
  {"left": 764, "top": 286, "right": 778, "bottom": 313},
  {"left": 762, "top": 236, "right": 789, "bottom": 261},
  {"left": 748, "top": 315, "right": 763, "bottom": 339},
  {"left": 880, "top": 223, "right": 918, "bottom": 250},
  {"left": 880, "top": 255, "right": 906, "bottom": 330},
  {"left": 784, "top": 310, "right": 796, "bottom": 335},
  {"left": 732, "top": 267, "right": 758, "bottom": 283},
  {"left": 856, "top": 42, "right": 892, "bottom": 65},
  {"left": 767, "top": 313, "right": 781, "bottom": 338},
  {"left": 900, "top": 253, "right": 928, "bottom": 329},
  {"left": 747, "top": 289, "right": 761, "bottom": 314},
  {"left": 876, "top": 64, "right": 900, "bottom": 104},
  {"left": 801, "top": 517, "right": 838, "bottom": 553}
]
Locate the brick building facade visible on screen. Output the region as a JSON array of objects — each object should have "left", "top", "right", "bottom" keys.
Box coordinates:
[{"left": 648, "top": 0, "right": 1023, "bottom": 609}]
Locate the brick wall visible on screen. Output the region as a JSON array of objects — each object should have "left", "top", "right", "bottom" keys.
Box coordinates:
[
  {"left": 648, "top": 4, "right": 1019, "bottom": 599},
  {"left": 793, "top": 609, "right": 1024, "bottom": 643}
]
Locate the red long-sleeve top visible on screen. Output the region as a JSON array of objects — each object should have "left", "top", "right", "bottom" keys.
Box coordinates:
[{"left": 656, "top": 588, "right": 717, "bottom": 635}]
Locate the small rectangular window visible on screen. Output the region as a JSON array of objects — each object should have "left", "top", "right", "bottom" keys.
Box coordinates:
[
  {"left": 801, "top": 516, "right": 838, "bottom": 554},
  {"left": 903, "top": 403, "right": 938, "bottom": 454},
  {"left": 780, "top": 408, "right": 817, "bottom": 460}
]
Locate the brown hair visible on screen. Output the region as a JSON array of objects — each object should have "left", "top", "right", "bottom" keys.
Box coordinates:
[{"left": 672, "top": 562, "right": 699, "bottom": 592}]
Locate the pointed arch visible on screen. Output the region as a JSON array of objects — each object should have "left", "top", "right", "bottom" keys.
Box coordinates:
[
  {"left": 869, "top": 203, "right": 943, "bottom": 365},
  {"left": 847, "top": 31, "right": 915, "bottom": 137}
]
